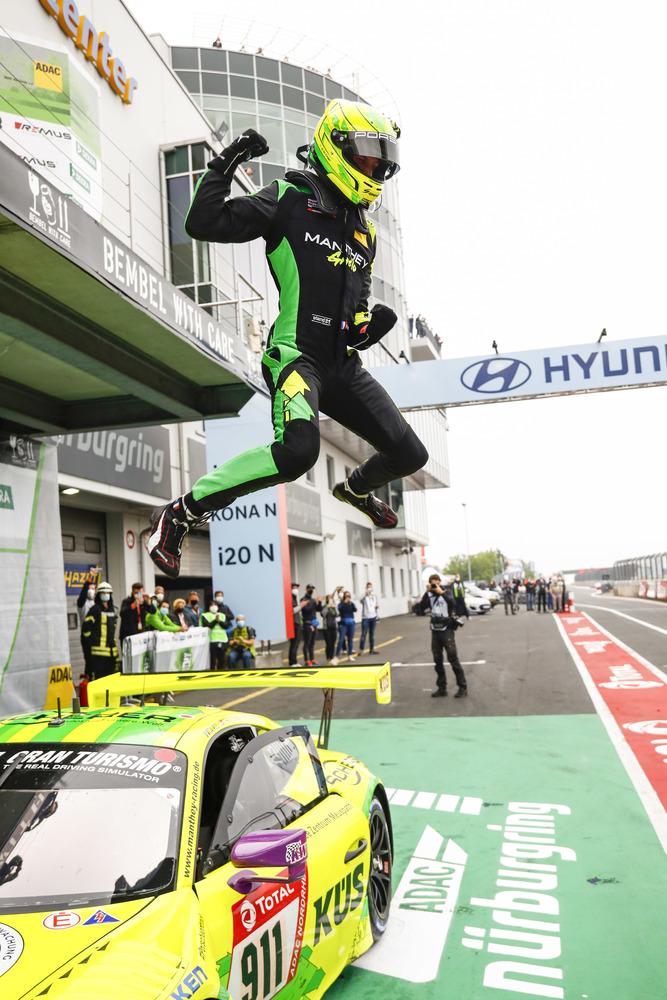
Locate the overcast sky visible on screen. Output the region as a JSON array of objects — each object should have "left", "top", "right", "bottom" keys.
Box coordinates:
[{"left": 132, "top": 0, "right": 667, "bottom": 574}]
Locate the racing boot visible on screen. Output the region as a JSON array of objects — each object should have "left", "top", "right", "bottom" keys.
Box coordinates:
[
  {"left": 332, "top": 479, "right": 398, "bottom": 529},
  {"left": 148, "top": 497, "right": 207, "bottom": 579}
]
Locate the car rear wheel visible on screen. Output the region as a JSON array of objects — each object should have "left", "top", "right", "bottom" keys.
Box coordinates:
[{"left": 368, "top": 796, "right": 392, "bottom": 940}]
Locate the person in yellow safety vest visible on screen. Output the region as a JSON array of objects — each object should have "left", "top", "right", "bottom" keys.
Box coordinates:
[
  {"left": 227, "top": 615, "right": 256, "bottom": 669},
  {"left": 200, "top": 602, "right": 229, "bottom": 670},
  {"left": 81, "top": 581, "right": 118, "bottom": 680},
  {"left": 146, "top": 598, "right": 187, "bottom": 633}
]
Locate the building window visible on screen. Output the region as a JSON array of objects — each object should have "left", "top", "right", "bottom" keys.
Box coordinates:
[
  {"left": 305, "top": 92, "right": 326, "bottom": 116},
  {"left": 229, "top": 51, "right": 255, "bottom": 75},
  {"left": 306, "top": 464, "right": 315, "bottom": 486},
  {"left": 61, "top": 534, "right": 75, "bottom": 552},
  {"left": 304, "top": 70, "right": 324, "bottom": 94},
  {"left": 172, "top": 47, "right": 198, "bottom": 69},
  {"left": 390, "top": 568, "right": 396, "bottom": 596},
  {"left": 256, "top": 55, "right": 280, "bottom": 80},
  {"left": 230, "top": 75, "right": 255, "bottom": 99},
  {"left": 201, "top": 48, "right": 227, "bottom": 71},
  {"left": 400, "top": 568, "right": 405, "bottom": 595},
  {"left": 202, "top": 72, "right": 228, "bottom": 95},
  {"left": 84, "top": 537, "right": 101, "bottom": 554},
  {"left": 326, "top": 455, "right": 335, "bottom": 491},
  {"left": 325, "top": 78, "right": 343, "bottom": 100},
  {"left": 175, "top": 70, "right": 199, "bottom": 92},
  {"left": 258, "top": 79, "right": 281, "bottom": 104},
  {"left": 282, "top": 85, "right": 304, "bottom": 110},
  {"left": 165, "top": 142, "right": 220, "bottom": 310},
  {"left": 281, "top": 63, "right": 303, "bottom": 87},
  {"left": 379, "top": 566, "right": 385, "bottom": 597},
  {"left": 351, "top": 562, "right": 358, "bottom": 596}
]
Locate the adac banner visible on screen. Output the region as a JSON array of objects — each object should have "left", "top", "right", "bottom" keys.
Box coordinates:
[{"left": 372, "top": 336, "right": 667, "bottom": 409}]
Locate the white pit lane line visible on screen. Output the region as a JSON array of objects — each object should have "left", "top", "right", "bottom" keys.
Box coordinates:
[{"left": 577, "top": 602, "right": 667, "bottom": 644}]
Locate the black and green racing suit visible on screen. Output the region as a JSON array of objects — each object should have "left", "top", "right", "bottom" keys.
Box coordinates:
[{"left": 182, "top": 166, "right": 428, "bottom": 517}]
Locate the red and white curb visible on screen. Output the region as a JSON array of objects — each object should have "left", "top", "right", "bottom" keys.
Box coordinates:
[{"left": 555, "top": 611, "right": 667, "bottom": 852}]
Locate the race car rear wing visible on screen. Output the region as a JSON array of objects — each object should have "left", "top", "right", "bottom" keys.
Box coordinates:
[{"left": 86, "top": 663, "right": 392, "bottom": 710}]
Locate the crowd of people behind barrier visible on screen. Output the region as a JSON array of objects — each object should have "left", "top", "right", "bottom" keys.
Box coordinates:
[
  {"left": 77, "top": 570, "right": 257, "bottom": 678},
  {"left": 500, "top": 575, "right": 571, "bottom": 615},
  {"left": 289, "top": 581, "right": 381, "bottom": 667}
]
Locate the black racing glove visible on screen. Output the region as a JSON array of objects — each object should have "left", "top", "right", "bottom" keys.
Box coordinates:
[
  {"left": 347, "top": 304, "right": 397, "bottom": 350},
  {"left": 208, "top": 129, "right": 269, "bottom": 179}
]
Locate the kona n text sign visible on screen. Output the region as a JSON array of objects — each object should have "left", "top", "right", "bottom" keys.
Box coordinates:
[{"left": 372, "top": 335, "right": 667, "bottom": 409}]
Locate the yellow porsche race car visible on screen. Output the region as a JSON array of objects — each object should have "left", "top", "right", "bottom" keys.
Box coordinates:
[{"left": 0, "top": 665, "right": 393, "bottom": 1000}]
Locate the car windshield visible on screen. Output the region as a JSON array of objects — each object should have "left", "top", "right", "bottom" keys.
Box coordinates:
[{"left": 0, "top": 742, "right": 185, "bottom": 914}]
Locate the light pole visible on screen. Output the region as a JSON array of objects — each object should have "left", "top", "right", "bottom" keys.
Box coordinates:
[{"left": 462, "top": 502, "right": 472, "bottom": 583}]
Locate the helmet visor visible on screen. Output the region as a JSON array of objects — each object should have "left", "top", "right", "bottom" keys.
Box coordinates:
[{"left": 341, "top": 133, "right": 400, "bottom": 180}]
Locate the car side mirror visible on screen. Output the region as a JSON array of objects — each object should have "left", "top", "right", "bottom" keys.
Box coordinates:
[{"left": 227, "top": 828, "right": 307, "bottom": 895}]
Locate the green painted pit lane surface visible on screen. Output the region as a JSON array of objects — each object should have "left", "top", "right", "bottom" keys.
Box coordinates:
[{"left": 314, "top": 715, "right": 667, "bottom": 1000}]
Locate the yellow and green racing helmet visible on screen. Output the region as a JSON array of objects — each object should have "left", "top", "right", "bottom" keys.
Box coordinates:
[{"left": 309, "top": 99, "right": 400, "bottom": 207}]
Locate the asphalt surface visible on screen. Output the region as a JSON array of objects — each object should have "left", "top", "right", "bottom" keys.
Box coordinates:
[{"left": 176, "top": 587, "right": 667, "bottom": 723}]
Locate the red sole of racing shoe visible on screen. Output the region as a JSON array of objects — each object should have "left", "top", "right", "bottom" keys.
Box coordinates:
[
  {"left": 147, "top": 506, "right": 182, "bottom": 579},
  {"left": 332, "top": 484, "right": 398, "bottom": 529}
]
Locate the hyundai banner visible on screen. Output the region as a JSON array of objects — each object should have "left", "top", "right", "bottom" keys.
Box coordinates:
[{"left": 372, "top": 336, "right": 667, "bottom": 409}]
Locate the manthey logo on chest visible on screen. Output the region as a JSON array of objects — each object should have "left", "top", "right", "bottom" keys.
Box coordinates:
[
  {"left": 304, "top": 232, "right": 369, "bottom": 273},
  {"left": 461, "top": 357, "right": 532, "bottom": 395},
  {"left": 37, "top": 0, "right": 138, "bottom": 104}
]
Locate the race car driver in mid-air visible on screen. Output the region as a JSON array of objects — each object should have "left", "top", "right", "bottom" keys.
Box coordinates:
[{"left": 149, "top": 99, "right": 428, "bottom": 578}]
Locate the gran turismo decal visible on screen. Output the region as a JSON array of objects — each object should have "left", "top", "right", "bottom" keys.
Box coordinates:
[
  {"left": 461, "top": 357, "right": 532, "bottom": 394},
  {"left": 0, "top": 923, "right": 23, "bottom": 978}
]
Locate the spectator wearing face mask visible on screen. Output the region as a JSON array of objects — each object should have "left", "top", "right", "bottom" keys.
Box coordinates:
[
  {"left": 201, "top": 602, "right": 229, "bottom": 669},
  {"left": 288, "top": 583, "right": 302, "bottom": 666},
  {"left": 213, "top": 589, "right": 235, "bottom": 635},
  {"left": 182, "top": 592, "right": 201, "bottom": 628},
  {"left": 77, "top": 567, "right": 99, "bottom": 674},
  {"left": 81, "top": 582, "right": 118, "bottom": 680},
  {"left": 77, "top": 566, "right": 99, "bottom": 625},
  {"left": 359, "top": 582, "right": 379, "bottom": 655},
  {"left": 321, "top": 595, "right": 339, "bottom": 663},
  {"left": 300, "top": 585, "right": 322, "bottom": 667},
  {"left": 170, "top": 598, "right": 189, "bottom": 629},
  {"left": 335, "top": 591, "right": 357, "bottom": 661},
  {"left": 119, "top": 582, "right": 149, "bottom": 643},
  {"left": 227, "top": 615, "right": 256, "bottom": 669},
  {"left": 146, "top": 599, "right": 185, "bottom": 633}
]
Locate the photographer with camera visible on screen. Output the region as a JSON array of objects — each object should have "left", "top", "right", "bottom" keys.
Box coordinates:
[{"left": 417, "top": 573, "right": 468, "bottom": 699}]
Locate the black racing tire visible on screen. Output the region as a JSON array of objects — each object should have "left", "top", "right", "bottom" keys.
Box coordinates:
[{"left": 367, "top": 796, "right": 392, "bottom": 940}]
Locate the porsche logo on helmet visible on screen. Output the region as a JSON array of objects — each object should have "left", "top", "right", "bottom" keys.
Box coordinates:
[{"left": 461, "top": 357, "right": 532, "bottom": 394}]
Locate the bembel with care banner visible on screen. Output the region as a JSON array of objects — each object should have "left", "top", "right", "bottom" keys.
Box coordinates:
[{"left": 121, "top": 629, "right": 209, "bottom": 674}]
